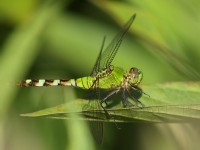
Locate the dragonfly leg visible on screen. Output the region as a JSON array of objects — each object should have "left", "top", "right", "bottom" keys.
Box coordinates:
[
  {"left": 131, "top": 95, "right": 144, "bottom": 108},
  {"left": 130, "top": 86, "right": 150, "bottom": 97},
  {"left": 122, "top": 89, "right": 134, "bottom": 107},
  {"left": 128, "top": 95, "right": 144, "bottom": 108},
  {"left": 123, "top": 100, "right": 134, "bottom": 107},
  {"left": 100, "top": 89, "right": 120, "bottom": 108},
  {"left": 126, "top": 86, "right": 145, "bottom": 108},
  {"left": 104, "top": 101, "right": 109, "bottom": 107},
  {"left": 100, "top": 89, "right": 120, "bottom": 112}
]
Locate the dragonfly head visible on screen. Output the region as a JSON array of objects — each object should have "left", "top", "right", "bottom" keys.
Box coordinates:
[{"left": 128, "top": 67, "right": 143, "bottom": 85}]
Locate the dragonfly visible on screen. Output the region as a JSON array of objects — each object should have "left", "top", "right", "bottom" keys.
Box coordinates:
[{"left": 18, "top": 14, "right": 146, "bottom": 144}]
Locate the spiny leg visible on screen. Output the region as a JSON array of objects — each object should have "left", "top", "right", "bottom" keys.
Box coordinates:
[
  {"left": 122, "top": 88, "right": 134, "bottom": 107},
  {"left": 100, "top": 88, "right": 121, "bottom": 128},
  {"left": 100, "top": 88, "right": 120, "bottom": 118},
  {"left": 126, "top": 87, "right": 144, "bottom": 108},
  {"left": 130, "top": 85, "right": 150, "bottom": 97}
]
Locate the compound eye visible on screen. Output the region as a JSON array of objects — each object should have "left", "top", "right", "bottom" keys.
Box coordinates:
[{"left": 129, "top": 67, "right": 138, "bottom": 74}]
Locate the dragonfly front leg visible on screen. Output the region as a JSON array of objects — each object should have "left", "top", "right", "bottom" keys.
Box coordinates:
[
  {"left": 130, "top": 85, "right": 150, "bottom": 97},
  {"left": 127, "top": 86, "right": 145, "bottom": 108}
]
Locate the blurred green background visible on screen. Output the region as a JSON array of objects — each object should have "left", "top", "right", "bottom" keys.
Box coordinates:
[{"left": 0, "top": 0, "right": 200, "bottom": 150}]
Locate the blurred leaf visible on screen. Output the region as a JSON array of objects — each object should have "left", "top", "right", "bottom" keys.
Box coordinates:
[
  {"left": 0, "top": 2, "right": 61, "bottom": 118},
  {"left": 21, "top": 82, "right": 200, "bottom": 123},
  {"left": 0, "top": 2, "right": 68, "bottom": 150},
  {"left": 0, "top": 0, "right": 39, "bottom": 23}
]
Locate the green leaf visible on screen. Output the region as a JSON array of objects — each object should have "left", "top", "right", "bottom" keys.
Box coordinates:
[{"left": 21, "top": 82, "right": 200, "bottom": 123}]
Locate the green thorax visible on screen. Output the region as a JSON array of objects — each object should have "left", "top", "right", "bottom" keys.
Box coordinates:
[
  {"left": 76, "top": 66, "right": 125, "bottom": 89},
  {"left": 75, "top": 66, "right": 143, "bottom": 90},
  {"left": 97, "top": 66, "right": 125, "bottom": 89}
]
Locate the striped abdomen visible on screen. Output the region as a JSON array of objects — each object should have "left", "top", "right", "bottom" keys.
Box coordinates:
[{"left": 18, "top": 76, "right": 96, "bottom": 89}]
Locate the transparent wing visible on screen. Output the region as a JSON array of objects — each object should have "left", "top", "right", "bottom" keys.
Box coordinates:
[
  {"left": 90, "top": 36, "right": 106, "bottom": 76},
  {"left": 89, "top": 122, "right": 103, "bottom": 144},
  {"left": 88, "top": 98, "right": 104, "bottom": 144},
  {"left": 86, "top": 14, "right": 136, "bottom": 144},
  {"left": 83, "top": 86, "right": 104, "bottom": 144},
  {"left": 100, "top": 14, "right": 136, "bottom": 69},
  {"left": 87, "top": 36, "right": 106, "bottom": 144}
]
